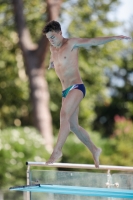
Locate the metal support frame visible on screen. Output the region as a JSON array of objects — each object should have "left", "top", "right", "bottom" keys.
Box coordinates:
[{"left": 26, "top": 165, "right": 30, "bottom": 200}]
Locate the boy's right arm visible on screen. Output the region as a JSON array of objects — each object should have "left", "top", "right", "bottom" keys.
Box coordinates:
[
  {"left": 48, "top": 46, "right": 55, "bottom": 70},
  {"left": 48, "top": 60, "right": 54, "bottom": 70}
]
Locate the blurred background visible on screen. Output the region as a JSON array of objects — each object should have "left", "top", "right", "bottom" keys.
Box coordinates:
[{"left": 0, "top": 0, "right": 133, "bottom": 199}]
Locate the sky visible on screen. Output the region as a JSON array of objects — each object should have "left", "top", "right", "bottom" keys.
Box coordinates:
[
  {"left": 115, "top": 0, "right": 133, "bottom": 21},
  {"left": 109, "top": 0, "right": 133, "bottom": 34}
]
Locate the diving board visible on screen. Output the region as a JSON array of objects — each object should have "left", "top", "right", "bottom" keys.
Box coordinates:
[{"left": 9, "top": 184, "right": 133, "bottom": 198}]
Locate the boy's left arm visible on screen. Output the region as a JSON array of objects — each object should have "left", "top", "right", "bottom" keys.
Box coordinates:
[{"left": 72, "top": 35, "right": 131, "bottom": 49}]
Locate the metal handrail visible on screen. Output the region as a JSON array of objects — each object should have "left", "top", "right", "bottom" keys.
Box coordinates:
[{"left": 26, "top": 161, "right": 133, "bottom": 172}]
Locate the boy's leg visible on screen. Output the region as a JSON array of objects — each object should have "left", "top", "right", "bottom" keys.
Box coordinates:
[
  {"left": 46, "top": 89, "right": 84, "bottom": 164},
  {"left": 70, "top": 107, "right": 102, "bottom": 168}
]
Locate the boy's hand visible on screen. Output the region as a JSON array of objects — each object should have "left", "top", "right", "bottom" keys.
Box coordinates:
[{"left": 115, "top": 35, "right": 131, "bottom": 40}]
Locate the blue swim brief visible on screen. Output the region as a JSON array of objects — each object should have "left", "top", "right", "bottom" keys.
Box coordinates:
[{"left": 62, "top": 84, "right": 86, "bottom": 98}]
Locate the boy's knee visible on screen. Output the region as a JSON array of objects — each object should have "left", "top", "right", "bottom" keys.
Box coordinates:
[{"left": 60, "top": 109, "right": 68, "bottom": 120}]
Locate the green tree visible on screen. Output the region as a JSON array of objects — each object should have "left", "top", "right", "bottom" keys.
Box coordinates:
[
  {"left": 101, "top": 116, "right": 133, "bottom": 166},
  {"left": 112, "top": 116, "right": 133, "bottom": 166},
  {"left": 0, "top": 127, "right": 49, "bottom": 200},
  {"left": 93, "top": 17, "right": 133, "bottom": 136},
  {"left": 0, "top": 1, "right": 30, "bottom": 128}
]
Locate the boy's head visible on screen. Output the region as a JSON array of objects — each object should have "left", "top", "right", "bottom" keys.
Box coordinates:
[
  {"left": 43, "top": 21, "right": 63, "bottom": 47},
  {"left": 42, "top": 21, "right": 61, "bottom": 34}
]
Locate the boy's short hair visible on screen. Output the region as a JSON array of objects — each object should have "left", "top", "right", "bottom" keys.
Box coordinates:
[{"left": 42, "top": 21, "right": 61, "bottom": 34}]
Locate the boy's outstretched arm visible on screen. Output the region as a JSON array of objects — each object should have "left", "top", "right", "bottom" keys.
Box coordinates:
[{"left": 72, "top": 35, "right": 131, "bottom": 49}]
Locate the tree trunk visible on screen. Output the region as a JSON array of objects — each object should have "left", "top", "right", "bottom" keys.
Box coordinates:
[
  {"left": 12, "top": 0, "right": 62, "bottom": 152},
  {"left": 28, "top": 60, "right": 53, "bottom": 152}
]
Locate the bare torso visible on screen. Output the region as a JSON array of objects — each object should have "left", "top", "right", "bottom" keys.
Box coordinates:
[{"left": 50, "top": 38, "right": 83, "bottom": 90}]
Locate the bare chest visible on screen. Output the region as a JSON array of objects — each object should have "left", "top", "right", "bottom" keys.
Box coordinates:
[
  {"left": 52, "top": 45, "right": 72, "bottom": 65},
  {"left": 50, "top": 40, "right": 78, "bottom": 78}
]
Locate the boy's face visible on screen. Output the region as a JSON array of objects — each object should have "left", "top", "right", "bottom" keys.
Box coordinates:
[{"left": 46, "top": 31, "right": 62, "bottom": 47}]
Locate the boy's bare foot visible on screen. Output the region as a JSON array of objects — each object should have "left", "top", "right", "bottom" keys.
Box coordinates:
[
  {"left": 93, "top": 148, "right": 102, "bottom": 168},
  {"left": 45, "top": 150, "right": 62, "bottom": 165}
]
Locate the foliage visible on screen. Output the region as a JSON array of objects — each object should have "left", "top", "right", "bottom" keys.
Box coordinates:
[
  {"left": 0, "top": 50, "right": 31, "bottom": 128},
  {"left": 99, "top": 116, "right": 133, "bottom": 166},
  {"left": 111, "top": 116, "right": 133, "bottom": 166},
  {"left": 22, "top": 0, "right": 47, "bottom": 42},
  {"left": 93, "top": 41, "right": 133, "bottom": 136},
  {"left": 0, "top": 0, "right": 51, "bottom": 129},
  {"left": 0, "top": 127, "right": 49, "bottom": 189},
  {"left": 0, "top": 0, "right": 31, "bottom": 128}
]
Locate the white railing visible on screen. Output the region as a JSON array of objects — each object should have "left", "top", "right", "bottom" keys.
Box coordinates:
[{"left": 26, "top": 161, "right": 133, "bottom": 172}]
